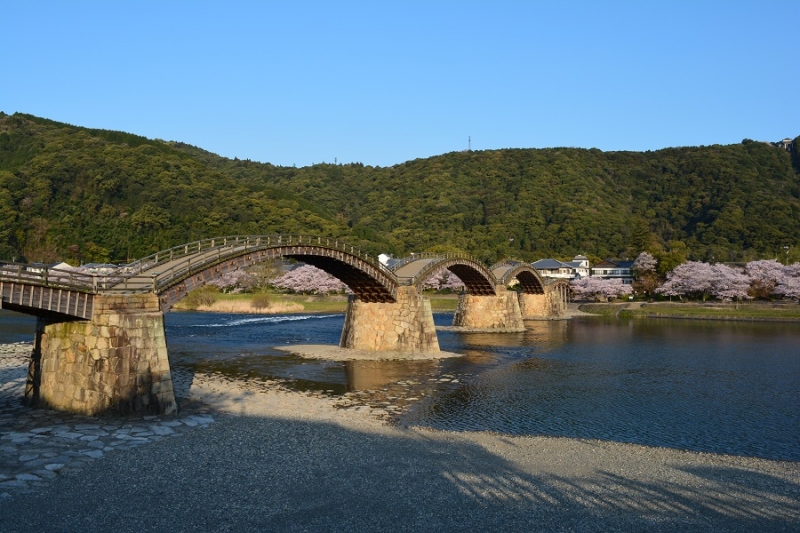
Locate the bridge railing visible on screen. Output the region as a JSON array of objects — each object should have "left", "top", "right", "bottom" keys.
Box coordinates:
[
  {"left": 489, "top": 259, "right": 523, "bottom": 271},
  {"left": 389, "top": 252, "right": 476, "bottom": 273},
  {"left": 1, "top": 235, "right": 392, "bottom": 296},
  {"left": 0, "top": 262, "right": 99, "bottom": 293},
  {"left": 104, "top": 234, "right": 392, "bottom": 293}
]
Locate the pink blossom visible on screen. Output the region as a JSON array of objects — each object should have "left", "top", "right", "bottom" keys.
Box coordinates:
[
  {"left": 208, "top": 270, "right": 254, "bottom": 293},
  {"left": 775, "top": 262, "right": 800, "bottom": 301},
  {"left": 709, "top": 263, "right": 751, "bottom": 302},
  {"left": 422, "top": 268, "right": 465, "bottom": 291},
  {"left": 271, "top": 264, "right": 350, "bottom": 295},
  {"left": 632, "top": 252, "right": 658, "bottom": 273},
  {"left": 656, "top": 261, "right": 717, "bottom": 300},
  {"left": 570, "top": 277, "right": 633, "bottom": 301}
]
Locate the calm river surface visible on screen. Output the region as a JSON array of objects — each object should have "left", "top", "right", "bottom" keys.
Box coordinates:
[{"left": 1, "top": 310, "right": 798, "bottom": 460}]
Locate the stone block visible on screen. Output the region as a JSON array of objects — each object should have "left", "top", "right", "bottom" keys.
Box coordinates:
[{"left": 27, "top": 293, "right": 177, "bottom": 416}]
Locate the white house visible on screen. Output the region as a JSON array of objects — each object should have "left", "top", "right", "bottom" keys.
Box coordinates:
[
  {"left": 532, "top": 255, "right": 590, "bottom": 279},
  {"left": 590, "top": 259, "right": 635, "bottom": 284}
]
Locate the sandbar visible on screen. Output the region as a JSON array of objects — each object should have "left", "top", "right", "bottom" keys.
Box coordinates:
[{"left": 273, "top": 343, "right": 463, "bottom": 361}]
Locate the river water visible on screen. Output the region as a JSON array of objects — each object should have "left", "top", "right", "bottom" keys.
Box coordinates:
[{"left": 1, "top": 310, "right": 798, "bottom": 460}]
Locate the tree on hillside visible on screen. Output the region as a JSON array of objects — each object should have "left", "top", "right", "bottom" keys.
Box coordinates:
[{"left": 655, "top": 241, "right": 688, "bottom": 276}]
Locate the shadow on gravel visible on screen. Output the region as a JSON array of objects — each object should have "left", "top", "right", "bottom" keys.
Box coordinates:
[{"left": 0, "top": 414, "right": 798, "bottom": 532}]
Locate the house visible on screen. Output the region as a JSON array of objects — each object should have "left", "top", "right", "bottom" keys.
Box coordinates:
[
  {"left": 567, "top": 255, "right": 590, "bottom": 277},
  {"left": 775, "top": 138, "right": 794, "bottom": 152},
  {"left": 532, "top": 255, "right": 590, "bottom": 279},
  {"left": 590, "top": 259, "right": 635, "bottom": 284}
]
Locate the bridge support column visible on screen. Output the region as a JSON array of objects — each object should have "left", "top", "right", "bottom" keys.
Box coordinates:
[
  {"left": 518, "top": 293, "right": 548, "bottom": 318},
  {"left": 340, "top": 286, "right": 439, "bottom": 353},
  {"left": 519, "top": 289, "right": 566, "bottom": 319},
  {"left": 452, "top": 286, "right": 525, "bottom": 331},
  {"left": 25, "top": 294, "right": 177, "bottom": 416}
]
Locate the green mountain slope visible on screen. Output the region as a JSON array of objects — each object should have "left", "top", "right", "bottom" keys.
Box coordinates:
[
  {"left": 1, "top": 111, "right": 797, "bottom": 265},
  {"left": 176, "top": 138, "right": 800, "bottom": 264},
  {"left": 0, "top": 113, "right": 354, "bottom": 263}
]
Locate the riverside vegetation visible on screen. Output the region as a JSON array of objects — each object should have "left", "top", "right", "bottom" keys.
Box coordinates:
[{"left": 1, "top": 112, "right": 799, "bottom": 267}]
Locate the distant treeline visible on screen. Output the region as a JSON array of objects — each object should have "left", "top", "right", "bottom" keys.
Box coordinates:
[{"left": 1, "top": 112, "right": 798, "bottom": 266}]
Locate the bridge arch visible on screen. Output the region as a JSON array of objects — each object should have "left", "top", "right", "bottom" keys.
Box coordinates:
[
  {"left": 104, "top": 236, "right": 399, "bottom": 312},
  {"left": 391, "top": 254, "right": 496, "bottom": 296},
  {"left": 490, "top": 260, "right": 546, "bottom": 294}
]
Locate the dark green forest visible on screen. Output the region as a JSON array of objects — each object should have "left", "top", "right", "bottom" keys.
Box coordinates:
[{"left": 1, "top": 112, "right": 798, "bottom": 266}]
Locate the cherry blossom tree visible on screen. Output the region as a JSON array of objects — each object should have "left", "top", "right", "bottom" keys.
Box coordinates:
[
  {"left": 208, "top": 270, "right": 254, "bottom": 293},
  {"left": 632, "top": 252, "right": 659, "bottom": 297},
  {"left": 745, "top": 260, "right": 786, "bottom": 299},
  {"left": 422, "top": 268, "right": 465, "bottom": 291},
  {"left": 632, "top": 252, "right": 658, "bottom": 273},
  {"left": 775, "top": 263, "right": 800, "bottom": 302},
  {"left": 271, "top": 264, "right": 349, "bottom": 295},
  {"left": 775, "top": 276, "right": 800, "bottom": 301},
  {"left": 658, "top": 261, "right": 756, "bottom": 302},
  {"left": 244, "top": 260, "right": 282, "bottom": 292},
  {"left": 656, "top": 261, "right": 717, "bottom": 301},
  {"left": 709, "top": 263, "right": 751, "bottom": 302},
  {"left": 570, "top": 277, "right": 633, "bottom": 301}
]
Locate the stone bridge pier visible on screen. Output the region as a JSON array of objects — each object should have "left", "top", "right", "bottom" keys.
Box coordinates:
[
  {"left": 452, "top": 286, "right": 525, "bottom": 331},
  {"left": 25, "top": 294, "right": 177, "bottom": 416},
  {"left": 519, "top": 287, "right": 567, "bottom": 319},
  {"left": 339, "top": 286, "right": 439, "bottom": 353}
]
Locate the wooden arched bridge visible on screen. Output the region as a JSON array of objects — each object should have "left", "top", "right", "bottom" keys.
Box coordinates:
[{"left": 0, "top": 235, "right": 567, "bottom": 416}]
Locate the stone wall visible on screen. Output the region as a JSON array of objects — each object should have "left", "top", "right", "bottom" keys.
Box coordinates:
[
  {"left": 452, "top": 287, "right": 525, "bottom": 331},
  {"left": 26, "top": 294, "right": 177, "bottom": 416},
  {"left": 339, "top": 286, "right": 439, "bottom": 353},
  {"left": 519, "top": 289, "right": 567, "bottom": 319},
  {"left": 519, "top": 293, "right": 548, "bottom": 318}
]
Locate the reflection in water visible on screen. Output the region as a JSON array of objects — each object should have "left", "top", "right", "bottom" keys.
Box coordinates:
[
  {"left": 407, "top": 317, "right": 800, "bottom": 461},
  {"left": 1, "top": 309, "right": 798, "bottom": 460},
  {"left": 344, "top": 359, "right": 440, "bottom": 390}
]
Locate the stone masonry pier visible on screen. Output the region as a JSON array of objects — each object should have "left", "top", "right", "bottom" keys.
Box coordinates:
[
  {"left": 339, "top": 286, "right": 439, "bottom": 353},
  {"left": 25, "top": 294, "right": 177, "bottom": 416},
  {"left": 519, "top": 289, "right": 566, "bottom": 319},
  {"left": 1, "top": 236, "right": 576, "bottom": 417},
  {"left": 452, "top": 286, "right": 525, "bottom": 331}
]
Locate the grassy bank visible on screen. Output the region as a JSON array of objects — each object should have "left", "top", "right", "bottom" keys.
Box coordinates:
[
  {"left": 579, "top": 302, "right": 800, "bottom": 321},
  {"left": 175, "top": 291, "right": 460, "bottom": 314}
]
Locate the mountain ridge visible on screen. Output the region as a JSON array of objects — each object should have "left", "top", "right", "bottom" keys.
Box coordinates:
[{"left": 1, "top": 112, "right": 798, "bottom": 266}]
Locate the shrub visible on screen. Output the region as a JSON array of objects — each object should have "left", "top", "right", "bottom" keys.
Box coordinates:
[
  {"left": 251, "top": 293, "right": 271, "bottom": 310},
  {"left": 183, "top": 285, "right": 218, "bottom": 309}
]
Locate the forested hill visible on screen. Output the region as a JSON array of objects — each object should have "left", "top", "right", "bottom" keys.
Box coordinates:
[
  {"left": 1, "top": 111, "right": 798, "bottom": 266},
  {"left": 0, "top": 113, "right": 359, "bottom": 264},
  {"left": 173, "top": 136, "right": 800, "bottom": 265}
]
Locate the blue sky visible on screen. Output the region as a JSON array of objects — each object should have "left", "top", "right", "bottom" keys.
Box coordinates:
[{"left": 2, "top": 1, "right": 797, "bottom": 167}]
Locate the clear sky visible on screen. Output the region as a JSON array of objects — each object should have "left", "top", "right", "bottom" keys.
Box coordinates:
[{"left": 2, "top": 1, "right": 797, "bottom": 167}]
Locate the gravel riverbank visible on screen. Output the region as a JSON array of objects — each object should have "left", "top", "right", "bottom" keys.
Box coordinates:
[{"left": 1, "top": 343, "right": 798, "bottom": 531}]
